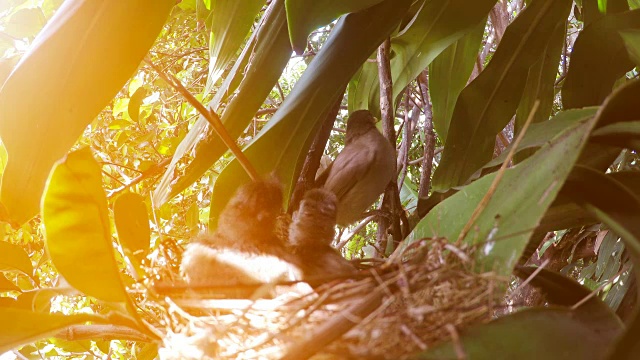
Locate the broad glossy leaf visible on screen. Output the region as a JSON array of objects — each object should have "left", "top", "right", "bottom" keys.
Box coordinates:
[
  {"left": 285, "top": 0, "right": 385, "bottom": 54},
  {"left": 204, "top": 0, "right": 264, "bottom": 93},
  {"left": 0, "top": 241, "right": 33, "bottom": 276},
  {"left": 210, "top": 0, "right": 412, "bottom": 228},
  {"left": 417, "top": 307, "right": 621, "bottom": 360},
  {"left": 42, "top": 148, "right": 128, "bottom": 302},
  {"left": 429, "top": 19, "right": 485, "bottom": 141},
  {"left": 153, "top": 0, "right": 292, "bottom": 206},
  {"left": 113, "top": 192, "right": 150, "bottom": 258},
  {"left": 349, "top": 0, "right": 497, "bottom": 115},
  {"left": 484, "top": 108, "right": 598, "bottom": 169},
  {"left": 514, "top": 21, "right": 565, "bottom": 162},
  {"left": 564, "top": 165, "right": 640, "bottom": 257},
  {"left": 4, "top": 7, "right": 45, "bottom": 38},
  {"left": 432, "top": 0, "right": 573, "bottom": 191},
  {"left": 0, "top": 0, "right": 173, "bottom": 225},
  {"left": 127, "top": 87, "right": 147, "bottom": 123},
  {"left": 620, "top": 29, "right": 640, "bottom": 66},
  {"left": 0, "top": 274, "right": 19, "bottom": 292},
  {"left": 0, "top": 307, "right": 103, "bottom": 354},
  {"left": 562, "top": 9, "right": 640, "bottom": 109},
  {"left": 403, "top": 116, "right": 595, "bottom": 275},
  {"left": 591, "top": 121, "right": 640, "bottom": 151}
]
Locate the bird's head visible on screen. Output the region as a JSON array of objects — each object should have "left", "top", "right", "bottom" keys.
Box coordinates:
[{"left": 345, "top": 109, "right": 377, "bottom": 144}]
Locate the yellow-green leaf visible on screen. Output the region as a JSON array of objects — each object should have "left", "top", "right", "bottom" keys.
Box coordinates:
[
  {"left": 113, "top": 192, "right": 150, "bottom": 258},
  {"left": 0, "top": 241, "right": 33, "bottom": 277},
  {"left": 42, "top": 148, "right": 128, "bottom": 303}
]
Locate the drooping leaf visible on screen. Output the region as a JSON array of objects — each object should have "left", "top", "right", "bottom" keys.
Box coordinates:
[
  {"left": 204, "top": 0, "right": 265, "bottom": 93},
  {"left": 210, "top": 0, "right": 413, "bottom": 228},
  {"left": 416, "top": 307, "right": 622, "bottom": 360},
  {"left": 582, "top": 0, "right": 629, "bottom": 24},
  {"left": 113, "top": 192, "right": 150, "bottom": 259},
  {"left": 619, "top": 28, "right": 640, "bottom": 66},
  {"left": 591, "top": 121, "right": 640, "bottom": 151},
  {"left": 285, "top": 0, "right": 385, "bottom": 54},
  {"left": 42, "top": 148, "right": 128, "bottom": 303},
  {"left": 429, "top": 19, "right": 485, "bottom": 141},
  {"left": 0, "top": 241, "right": 33, "bottom": 277},
  {"left": 0, "top": 0, "right": 173, "bottom": 225},
  {"left": 484, "top": 108, "right": 598, "bottom": 169},
  {"left": 0, "top": 274, "right": 19, "bottom": 292},
  {"left": 432, "top": 0, "right": 573, "bottom": 191},
  {"left": 514, "top": 20, "right": 566, "bottom": 162},
  {"left": 0, "top": 307, "right": 103, "bottom": 354},
  {"left": 153, "top": 0, "right": 292, "bottom": 206},
  {"left": 127, "top": 86, "right": 147, "bottom": 123},
  {"left": 561, "top": 9, "right": 640, "bottom": 109},
  {"left": 4, "top": 7, "right": 46, "bottom": 38},
  {"left": 403, "top": 115, "right": 595, "bottom": 275},
  {"left": 349, "top": 0, "right": 498, "bottom": 116}
]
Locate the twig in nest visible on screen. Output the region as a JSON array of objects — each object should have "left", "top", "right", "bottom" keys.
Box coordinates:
[
  {"left": 145, "top": 58, "right": 259, "bottom": 181},
  {"left": 456, "top": 100, "right": 540, "bottom": 244}
]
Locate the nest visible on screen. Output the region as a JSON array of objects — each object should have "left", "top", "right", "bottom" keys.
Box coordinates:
[{"left": 158, "top": 238, "right": 508, "bottom": 359}]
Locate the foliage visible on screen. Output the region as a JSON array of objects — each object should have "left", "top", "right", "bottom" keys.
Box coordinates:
[{"left": 0, "top": 0, "right": 640, "bottom": 358}]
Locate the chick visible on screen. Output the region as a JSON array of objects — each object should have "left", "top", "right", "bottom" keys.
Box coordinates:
[
  {"left": 289, "top": 188, "right": 356, "bottom": 282},
  {"left": 180, "top": 177, "right": 302, "bottom": 293}
]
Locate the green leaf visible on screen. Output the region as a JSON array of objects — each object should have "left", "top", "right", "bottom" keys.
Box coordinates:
[
  {"left": 514, "top": 20, "right": 566, "bottom": 162},
  {"left": 403, "top": 115, "right": 595, "bottom": 275},
  {"left": 210, "top": 0, "right": 413, "bottom": 228},
  {"left": 127, "top": 87, "right": 147, "bottom": 123},
  {"left": 285, "top": 0, "right": 385, "bottom": 54},
  {"left": 0, "top": 241, "right": 33, "bottom": 277},
  {"left": 113, "top": 192, "right": 150, "bottom": 259},
  {"left": 350, "top": 0, "right": 498, "bottom": 116},
  {"left": 0, "top": 0, "right": 173, "bottom": 225},
  {"left": 483, "top": 108, "right": 598, "bottom": 170},
  {"left": 204, "top": 0, "right": 264, "bottom": 92},
  {"left": 417, "top": 307, "right": 622, "bottom": 360},
  {"left": 631, "top": 0, "right": 640, "bottom": 9},
  {"left": 429, "top": 19, "right": 485, "bottom": 141},
  {"left": 563, "top": 165, "right": 640, "bottom": 257},
  {"left": 619, "top": 28, "right": 640, "bottom": 66},
  {"left": 591, "top": 121, "right": 640, "bottom": 151},
  {"left": 0, "top": 274, "right": 19, "bottom": 292},
  {"left": 432, "top": 0, "right": 573, "bottom": 191},
  {"left": 562, "top": 9, "right": 640, "bottom": 109},
  {"left": 42, "top": 148, "right": 128, "bottom": 303},
  {"left": 0, "top": 307, "right": 103, "bottom": 354},
  {"left": 153, "top": 0, "right": 292, "bottom": 206},
  {"left": 4, "top": 7, "right": 46, "bottom": 38}
]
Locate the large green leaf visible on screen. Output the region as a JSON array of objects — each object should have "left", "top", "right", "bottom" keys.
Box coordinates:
[
  {"left": 113, "top": 192, "right": 150, "bottom": 259},
  {"left": 285, "top": 0, "right": 385, "bottom": 53},
  {"left": 429, "top": 19, "right": 485, "bottom": 141},
  {"left": 0, "top": 0, "right": 173, "bottom": 225},
  {"left": 591, "top": 121, "right": 640, "bottom": 151},
  {"left": 204, "top": 0, "right": 265, "bottom": 93},
  {"left": 513, "top": 20, "right": 565, "bottom": 162},
  {"left": 416, "top": 307, "right": 622, "bottom": 360},
  {"left": 403, "top": 115, "right": 595, "bottom": 275},
  {"left": 0, "top": 241, "right": 33, "bottom": 277},
  {"left": 42, "top": 148, "right": 128, "bottom": 303},
  {"left": 349, "top": 0, "right": 497, "bottom": 116},
  {"left": 484, "top": 108, "right": 598, "bottom": 170},
  {"left": 209, "top": 0, "right": 412, "bottom": 228},
  {"left": 432, "top": 0, "right": 573, "bottom": 191},
  {"left": 153, "top": 0, "right": 292, "bottom": 206},
  {"left": 0, "top": 308, "right": 103, "bottom": 354},
  {"left": 561, "top": 9, "right": 640, "bottom": 109},
  {"left": 619, "top": 28, "right": 640, "bottom": 66}
]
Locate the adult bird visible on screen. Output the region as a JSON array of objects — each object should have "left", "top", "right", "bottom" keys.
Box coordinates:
[{"left": 319, "top": 110, "right": 395, "bottom": 226}]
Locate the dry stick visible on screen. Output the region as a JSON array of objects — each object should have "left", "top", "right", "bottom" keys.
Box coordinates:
[
  {"left": 145, "top": 58, "right": 260, "bottom": 181},
  {"left": 456, "top": 100, "right": 540, "bottom": 244},
  {"left": 281, "top": 287, "right": 385, "bottom": 360}
]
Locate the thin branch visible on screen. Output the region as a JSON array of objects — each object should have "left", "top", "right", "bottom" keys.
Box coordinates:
[
  {"left": 145, "top": 58, "right": 260, "bottom": 181},
  {"left": 417, "top": 70, "right": 435, "bottom": 199}
]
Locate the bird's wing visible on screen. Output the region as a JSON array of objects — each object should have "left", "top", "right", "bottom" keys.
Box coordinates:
[{"left": 324, "top": 141, "right": 377, "bottom": 199}]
